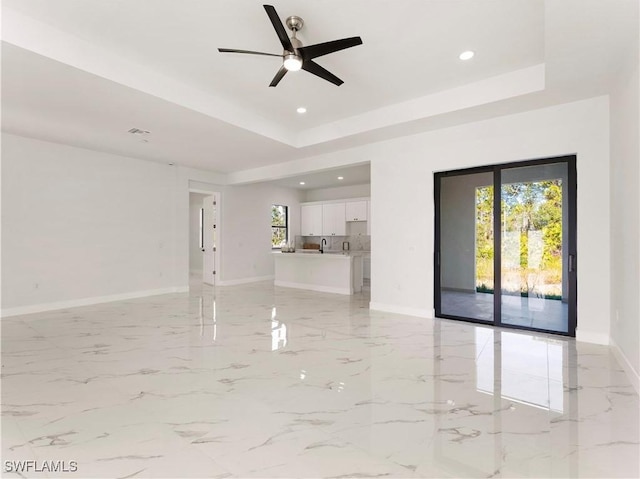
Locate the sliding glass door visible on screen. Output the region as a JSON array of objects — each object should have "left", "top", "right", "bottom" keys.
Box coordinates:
[
  {"left": 434, "top": 156, "right": 577, "bottom": 336},
  {"left": 435, "top": 169, "right": 495, "bottom": 323}
]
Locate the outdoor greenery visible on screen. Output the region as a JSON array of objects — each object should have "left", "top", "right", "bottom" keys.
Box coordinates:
[
  {"left": 475, "top": 185, "right": 494, "bottom": 291},
  {"left": 271, "top": 205, "right": 288, "bottom": 247},
  {"left": 475, "top": 180, "right": 563, "bottom": 298}
]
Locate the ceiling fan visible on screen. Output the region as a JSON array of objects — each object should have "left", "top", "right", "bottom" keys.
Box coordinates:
[{"left": 218, "top": 5, "right": 363, "bottom": 87}]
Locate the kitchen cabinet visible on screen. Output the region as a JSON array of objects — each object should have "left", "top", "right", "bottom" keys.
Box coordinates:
[
  {"left": 345, "top": 201, "right": 367, "bottom": 222},
  {"left": 301, "top": 204, "right": 323, "bottom": 236},
  {"left": 301, "top": 198, "right": 370, "bottom": 237},
  {"left": 322, "top": 203, "right": 346, "bottom": 236}
]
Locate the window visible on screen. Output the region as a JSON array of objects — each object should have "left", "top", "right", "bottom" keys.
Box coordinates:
[{"left": 271, "top": 205, "right": 288, "bottom": 248}]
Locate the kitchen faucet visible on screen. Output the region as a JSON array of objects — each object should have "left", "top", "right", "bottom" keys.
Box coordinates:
[{"left": 320, "top": 238, "right": 327, "bottom": 254}]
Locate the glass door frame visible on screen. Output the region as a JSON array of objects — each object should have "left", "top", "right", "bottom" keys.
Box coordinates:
[{"left": 434, "top": 155, "right": 577, "bottom": 337}]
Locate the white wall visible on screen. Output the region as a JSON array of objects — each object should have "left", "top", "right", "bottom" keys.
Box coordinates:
[
  {"left": 609, "top": 9, "right": 640, "bottom": 389},
  {"left": 217, "top": 183, "right": 302, "bottom": 283},
  {"left": 188, "top": 193, "right": 208, "bottom": 273},
  {"left": 178, "top": 179, "right": 302, "bottom": 286},
  {"left": 283, "top": 97, "right": 603, "bottom": 341},
  {"left": 304, "top": 184, "right": 370, "bottom": 202},
  {"left": 1, "top": 134, "right": 303, "bottom": 313},
  {"left": 368, "top": 97, "right": 611, "bottom": 342},
  {"left": 1, "top": 133, "right": 180, "bottom": 313}
]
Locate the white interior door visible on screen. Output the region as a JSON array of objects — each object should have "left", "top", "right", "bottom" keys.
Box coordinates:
[{"left": 202, "top": 195, "right": 217, "bottom": 285}]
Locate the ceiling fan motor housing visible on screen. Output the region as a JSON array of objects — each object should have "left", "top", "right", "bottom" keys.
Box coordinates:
[{"left": 285, "top": 15, "right": 304, "bottom": 32}]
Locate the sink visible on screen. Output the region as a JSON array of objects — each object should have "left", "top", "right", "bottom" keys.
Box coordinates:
[{"left": 299, "top": 250, "right": 347, "bottom": 255}]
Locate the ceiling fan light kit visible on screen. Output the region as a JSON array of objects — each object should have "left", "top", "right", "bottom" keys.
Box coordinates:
[
  {"left": 218, "top": 4, "right": 363, "bottom": 87},
  {"left": 459, "top": 50, "right": 475, "bottom": 60},
  {"left": 283, "top": 54, "right": 302, "bottom": 71}
]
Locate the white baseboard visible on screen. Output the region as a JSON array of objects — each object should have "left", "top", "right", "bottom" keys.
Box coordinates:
[
  {"left": 576, "top": 329, "right": 610, "bottom": 345},
  {"left": 1, "top": 286, "right": 188, "bottom": 318},
  {"left": 275, "top": 280, "right": 350, "bottom": 295},
  {"left": 610, "top": 337, "right": 640, "bottom": 395},
  {"left": 217, "top": 275, "right": 274, "bottom": 286},
  {"left": 369, "top": 302, "right": 432, "bottom": 318}
]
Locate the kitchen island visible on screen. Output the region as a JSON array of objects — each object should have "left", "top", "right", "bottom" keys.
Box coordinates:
[{"left": 273, "top": 251, "right": 363, "bottom": 295}]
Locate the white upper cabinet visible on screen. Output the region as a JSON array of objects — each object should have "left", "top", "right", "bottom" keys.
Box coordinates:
[
  {"left": 345, "top": 201, "right": 367, "bottom": 222},
  {"left": 322, "top": 203, "right": 346, "bottom": 236},
  {"left": 301, "top": 198, "right": 370, "bottom": 237},
  {"left": 301, "top": 204, "right": 323, "bottom": 236}
]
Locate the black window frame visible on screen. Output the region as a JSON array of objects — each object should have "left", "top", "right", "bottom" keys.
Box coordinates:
[{"left": 271, "top": 204, "right": 289, "bottom": 249}]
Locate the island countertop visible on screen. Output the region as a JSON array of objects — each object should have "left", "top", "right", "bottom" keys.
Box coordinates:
[
  {"left": 273, "top": 250, "right": 364, "bottom": 294},
  {"left": 272, "top": 250, "right": 369, "bottom": 257},
  {"left": 272, "top": 251, "right": 349, "bottom": 258}
]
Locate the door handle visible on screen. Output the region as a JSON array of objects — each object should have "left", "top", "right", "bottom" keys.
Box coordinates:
[{"left": 569, "top": 254, "right": 576, "bottom": 273}]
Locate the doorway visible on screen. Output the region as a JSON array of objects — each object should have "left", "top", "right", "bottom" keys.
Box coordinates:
[
  {"left": 434, "top": 156, "right": 577, "bottom": 336},
  {"left": 189, "top": 191, "right": 220, "bottom": 286}
]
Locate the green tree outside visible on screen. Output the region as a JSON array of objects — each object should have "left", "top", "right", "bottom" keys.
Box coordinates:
[
  {"left": 475, "top": 179, "right": 563, "bottom": 298},
  {"left": 272, "top": 205, "right": 287, "bottom": 247}
]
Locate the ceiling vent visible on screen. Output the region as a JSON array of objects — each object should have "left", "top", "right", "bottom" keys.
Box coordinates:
[{"left": 128, "top": 128, "right": 150, "bottom": 135}]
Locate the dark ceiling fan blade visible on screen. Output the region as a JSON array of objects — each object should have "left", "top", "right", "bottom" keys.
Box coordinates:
[
  {"left": 301, "top": 60, "right": 343, "bottom": 86},
  {"left": 263, "top": 5, "right": 294, "bottom": 52},
  {"left": 298, "top": 37, "right": 363, "bottom": 60},
  {"left": 269, "top": 65, "right": 288, "bottom": 87},
  {"left": 218, "top": 48, "right": 282, "bottom": 58}
]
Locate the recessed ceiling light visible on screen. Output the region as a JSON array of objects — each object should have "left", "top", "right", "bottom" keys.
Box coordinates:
[
  {"left": 297, "top": 107, "right": 307, "bottom": 114},
  {"left": 299, "top": 181, "right": 305, "bottom": 185},
  {"left": 338, "top": 176, "right": 344, "bottom": 180},
  {"left": 459, "top": 50, "right": 475, "bottom": 61}
]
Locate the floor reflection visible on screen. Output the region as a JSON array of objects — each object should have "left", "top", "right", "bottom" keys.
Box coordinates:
[
  {"left": 501, "top": 332, "right": 564, "bottom": 412},
  {"left": 475, "top": 329, "right": 565, "bottom": 412},
  {"left": 432, "top": 321, "right": 580, "bottom": 477},
  {"left": 271, "top": 306, "right": 287, "bottom": 351}
]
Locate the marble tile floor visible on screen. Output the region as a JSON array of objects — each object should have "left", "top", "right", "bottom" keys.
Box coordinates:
[
  {"left": 1, "top": 280, "right": 638, "bottom": 478},
  {"left": 441, "top": 290, "right": 569, "bottom": 333}
]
